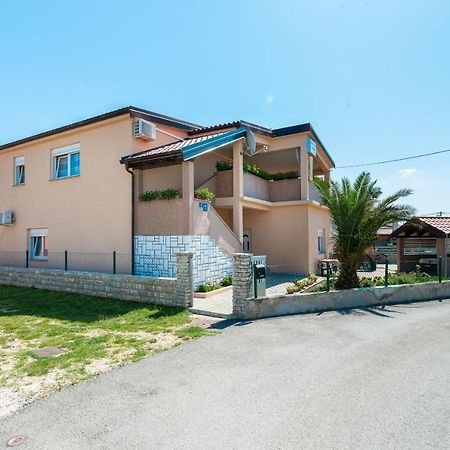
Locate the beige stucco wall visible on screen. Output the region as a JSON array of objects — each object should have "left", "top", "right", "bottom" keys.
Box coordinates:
[
  {"left": 0, "top": 115, "right": 190, "bottom": 257},
  {"left": 135, "top": 198, "right": 189, "bottom": 235},
  {"left": 139, "top": 164, "right": 182, "bottom": 194},
  {"left": 243, "top": 203, "right": 331, "bottom": 274}
]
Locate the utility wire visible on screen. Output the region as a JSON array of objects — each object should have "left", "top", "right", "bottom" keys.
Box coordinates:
[{"left": 334, "top": 148, "right": 450, "bottom": 169}]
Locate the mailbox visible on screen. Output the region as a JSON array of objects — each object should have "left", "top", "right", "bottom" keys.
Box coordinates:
[{"left": 254, "top": 263, "right": 266, "bottom": 280}]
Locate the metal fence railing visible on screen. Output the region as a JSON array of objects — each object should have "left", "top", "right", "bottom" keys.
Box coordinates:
[
  {"left": 0, "top": 251, "right": 132, "bottom": 275},
  {"left": 321, "top": 256, "right": 447, "bottom": 292}
]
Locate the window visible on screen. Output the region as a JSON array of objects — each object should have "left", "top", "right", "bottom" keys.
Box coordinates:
[
  {"left": 52, "top": 144, "right": 80, "bottom": 179},
  {"left": 14, "top": 156, "right": 25, "bottom": 185},
  {"left": 29, "top": 229, "right": 48, "bottom": 260},
  {"left": 318, "top": 229, "right": 325, "bottom": 254}
]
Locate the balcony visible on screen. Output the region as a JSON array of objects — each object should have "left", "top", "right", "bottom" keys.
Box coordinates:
[{"left": 214, "top": 170, "right": 321, "bottom": 203}]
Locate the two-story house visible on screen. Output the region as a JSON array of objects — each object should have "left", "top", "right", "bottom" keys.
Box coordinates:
[{"left": 0, "top": 106, "right": 334, "bottom": 287}]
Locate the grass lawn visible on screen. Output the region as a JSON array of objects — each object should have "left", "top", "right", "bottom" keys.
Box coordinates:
[{"left": 0, "top": 285, "right": 215, "bottom": 418}]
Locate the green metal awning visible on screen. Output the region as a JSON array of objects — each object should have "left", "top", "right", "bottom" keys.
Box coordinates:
[{"left": 182, "top": 127, "right": 256, "bottom": 161}]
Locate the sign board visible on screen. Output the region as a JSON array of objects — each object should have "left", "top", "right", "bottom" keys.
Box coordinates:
[
  {"left": 199, "top": 202, "right": 209, "bottom": 212},
  {"left": 306, "top": 137, "right": 317, "bottom": 156}
]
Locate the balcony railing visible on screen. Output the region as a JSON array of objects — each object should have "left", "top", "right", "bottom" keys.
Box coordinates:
[{"left": 214, "top": 170, "right": 322, "bottom": 203}]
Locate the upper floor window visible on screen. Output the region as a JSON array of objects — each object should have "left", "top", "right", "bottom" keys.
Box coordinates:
[
  {"left": 14, "top": 156, "right": 25, "bottom": 185},
  {"left": 52, "top": 144, "right": 80, "bottom": 179},
  {"left": 29, "top": 228, "right": 48, "bottom": 260},
  {"left": 318, "top": 228, "right": 325, "bottom": 254}
]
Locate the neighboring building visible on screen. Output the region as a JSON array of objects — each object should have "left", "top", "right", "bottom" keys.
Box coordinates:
[
  {"left": 0, "top": 106, "right": 335, "bottom": 285},
  {"left": 373, "top": 224, "right": 398, "bottom": 263},
  {"left": 391, "top": 216, "right": 450, "bottom": 276}
]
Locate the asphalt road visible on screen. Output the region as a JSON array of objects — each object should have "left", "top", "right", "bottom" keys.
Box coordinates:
[{"left": 2, "top": 300, "right": 450, "bottom": 449}]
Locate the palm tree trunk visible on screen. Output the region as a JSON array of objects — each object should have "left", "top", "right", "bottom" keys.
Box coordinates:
[{"left": 335, "top": 263, "right": 359, "bottom": 289}]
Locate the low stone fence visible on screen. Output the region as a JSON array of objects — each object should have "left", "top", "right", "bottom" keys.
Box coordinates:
[
  {"left": 0, "top": 252, "right": 194, "bottom": 308},
  {"left": 232, "top": 253, "right": 450, "bottom": 319}
]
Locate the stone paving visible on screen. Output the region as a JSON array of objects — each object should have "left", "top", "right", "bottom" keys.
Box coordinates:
[
  {"left": 266, "top": 274, "right": 304, "bottom": 295},
  {"left": 189, "top": 273, "right": 305, "bottom": 318}
]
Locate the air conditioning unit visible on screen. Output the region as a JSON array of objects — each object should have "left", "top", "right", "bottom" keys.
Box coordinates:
[
  {"left": 133, "top": 119, "right": 156, "bottom": 141},
  {"left": 0, "top": 211, "right": 14, "bottom": 226}
]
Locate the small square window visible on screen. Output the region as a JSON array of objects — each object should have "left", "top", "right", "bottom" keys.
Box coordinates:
[
  {"left": 52, "top": 144, "right": 80, "bottom": 179},
  {"left": 14, "top": 156, "right": 25, "bottom": 185},
  {"left": 29, "top": 229, "right": 48, "bottom": 260}
]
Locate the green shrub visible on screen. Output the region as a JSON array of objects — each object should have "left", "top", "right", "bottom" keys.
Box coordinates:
[
  {"left": 140, "top": 188, "right": 180, "bottom": 202},
  {"left": 221, "top": 275, "right": 232, "bottom": 287},
  {"left": 197, "top": 283, "right": 221, "bottom": 293},
  {"left": 286, "top": 274, "right": 320, "bottom": 294},
  {"left": 360, "top": 277, "right": 375, "bottom": 288},
  {"left": 243, "top": 163, "right": 298, "bottom": 181},
  {"left": 271, "top": 171, "right": 299, "bottom": 181},
  {"left": 194, "top": 188, "right": 215, "bottom": 201},
  {"left": 216, "top": 161, "right": 233, "bottom": 171},
  {"left": 160, "top": 188, "right": 180, "bottom": 200}
]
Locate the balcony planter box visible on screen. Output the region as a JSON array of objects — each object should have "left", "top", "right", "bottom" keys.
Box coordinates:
[{"left": 269, "top": 178, "right": 301, "bottom": 202}]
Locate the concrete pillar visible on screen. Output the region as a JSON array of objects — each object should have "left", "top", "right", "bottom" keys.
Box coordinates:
[
  {"left": 182, "top": 161, "right": 194, "bottom": 234},
  {"left": 396, "top": 238, "right": 404, "bottom": 272},
  {"left": 232, "top": 253, "right": 253, "bottom": 318},
  {"left": 175, "top": 252, "right": 194, "bottom": 307},
  {"left": 300, "top": 146, "right": 310, "bottom": 200},
  {"left": 233, "top": 140, "right": 244, "bottom": 244},
  {"left": 436, "top": 237, "right": 446, "bottom": 276}
]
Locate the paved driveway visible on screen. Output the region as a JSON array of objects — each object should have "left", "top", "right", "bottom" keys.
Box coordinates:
[{"left": 2, "top": 300, "right": 450, "bottom": 449}]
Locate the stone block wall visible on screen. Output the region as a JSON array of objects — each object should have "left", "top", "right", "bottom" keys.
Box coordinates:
[
  {"left": 0, "top": 252, "right": 194, "bottom": 308},
  {"left": 135, "top": 235, "right": 233, "bottom": 288},
  {"left": 232, "top": 253, "right": 254, "bottom": 316}
]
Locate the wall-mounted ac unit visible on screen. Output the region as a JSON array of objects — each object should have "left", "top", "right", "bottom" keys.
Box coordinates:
[
  {"left": 0, "top": 211, "right": 14, "bottom": 226},
  {"left": 133, "top": 119, "right": 156, "bottom": 141}
]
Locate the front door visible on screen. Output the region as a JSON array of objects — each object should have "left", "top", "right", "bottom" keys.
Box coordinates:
[{"left": 243, "top": 229, "right": 252, "bottom": 253}]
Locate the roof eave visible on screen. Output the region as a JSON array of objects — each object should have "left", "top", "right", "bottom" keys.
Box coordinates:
[{"left": 0, "top": 106, "right": 201, "bottom": 152}]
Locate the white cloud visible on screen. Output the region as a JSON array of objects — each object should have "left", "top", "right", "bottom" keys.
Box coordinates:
[
  {"left": 399, "top": 168, "right": 416, "bottom": 178},
  {"left": 265, "top": 94, "right": 274, "bottom": 104}
]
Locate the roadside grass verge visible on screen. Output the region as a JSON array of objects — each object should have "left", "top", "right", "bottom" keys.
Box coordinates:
[{"left": 0, "top": 285, "right": 215, "bottom": 417}]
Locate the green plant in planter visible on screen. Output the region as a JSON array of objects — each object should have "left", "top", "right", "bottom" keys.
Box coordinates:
[
  {"left": 140, "top": 188, "right": 180, "bottom": 202},
  {"left": 271, "top": 170, "right": 298, "bottom": 181},
  {"left": 197, "top": 283, "right": 221, "bottom": 293},
  {"left": 194, "top": 188, "right": 215, "bottom": 201},
  {"left": 221, "top": 275, "right": 232, "bottom": 287},
  {"left": 216, "top": 161, "right": 233, "bottom": 171},
  {"left": 243, "top": 163, "right": 298, "bottom": 181}
]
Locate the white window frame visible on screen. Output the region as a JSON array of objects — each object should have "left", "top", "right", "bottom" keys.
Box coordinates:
[
  {"left": 318, "top": 229, "right": 325, "bottom": 254},
  {"left": 52, "top": 143, "right": 80, "bottom": 179},
  {"left": 14, "top": 156, "right": 25, "bottom": 185},
  {"left": 29, "top": 229, "right": 48, "bottom": 260}
]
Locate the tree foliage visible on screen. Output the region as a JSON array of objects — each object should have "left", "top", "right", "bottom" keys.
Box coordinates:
[{"left": 314, "top": 172, "right": 415, "bottom": 288}]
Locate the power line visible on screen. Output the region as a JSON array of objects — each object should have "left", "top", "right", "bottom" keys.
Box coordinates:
[{"left": 334, "top": 148, "right": 450, "bottom": 169}]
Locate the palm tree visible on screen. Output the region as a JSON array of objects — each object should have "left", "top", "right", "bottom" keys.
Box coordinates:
[{"left": 314, "top": 172, "right": 415, "bottom": 289}]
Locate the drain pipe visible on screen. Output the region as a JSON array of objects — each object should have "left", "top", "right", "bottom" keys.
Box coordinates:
[{"left": 125, "top": 164, "right": 135, "bottom": 275}]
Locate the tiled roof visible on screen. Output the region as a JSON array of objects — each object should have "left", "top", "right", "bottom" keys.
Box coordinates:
[
  {"left": 188, "top": 120, "right": 272, "bottom": 137},
  {"left": 377, "top": 226, "right": 393, "bottom": 236},
  {"left": 122, "top": 132, "right": 227, "bottom": 163},
  {"left": 0, "top": 106, "right": 201, "bottom": 152},
  {"left": 419, "top": 216, "right": 450, "bottom": 235}
]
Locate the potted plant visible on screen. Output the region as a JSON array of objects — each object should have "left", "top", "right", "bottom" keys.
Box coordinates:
[{"left": 194, "top": 188, "right": 215, "bottom": 201}]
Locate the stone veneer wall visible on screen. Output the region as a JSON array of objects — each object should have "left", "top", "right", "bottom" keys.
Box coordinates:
[
  {"left": 0, "top": 252, "right": 194, "bottom": 308},
  {"left": 232, "top": 253, "right": 254, "bottom": 317},
  {"left": 134, "top": 235, "right": 233, "bottom": 288}
]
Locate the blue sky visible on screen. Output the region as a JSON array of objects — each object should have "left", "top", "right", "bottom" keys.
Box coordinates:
[{"left": 1, "top": 0, "right": 449, "bottom": 214}]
